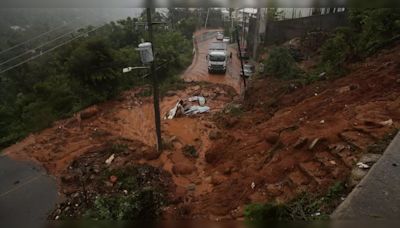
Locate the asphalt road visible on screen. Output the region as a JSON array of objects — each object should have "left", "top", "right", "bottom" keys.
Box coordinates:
[{"left": 0, "top": 155, "right": 58, "bottom": 227}]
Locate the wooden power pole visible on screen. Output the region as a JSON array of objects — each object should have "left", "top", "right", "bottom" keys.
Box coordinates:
[{"left": 146, "top": 8, "right": 163, "bottom": 152}]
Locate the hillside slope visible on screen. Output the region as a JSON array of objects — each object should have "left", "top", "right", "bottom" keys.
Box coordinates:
[{"left": 2, "top": 37, "right": 399, "bottom": 220}]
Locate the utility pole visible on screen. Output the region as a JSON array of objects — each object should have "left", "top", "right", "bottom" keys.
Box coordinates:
[
  {"left": 236, "top": 26, "right": 247, "bottom": 90},
  {"left": 242, "top": 9, "right": 245, "bottom": 47},
  {"left": 146, "top": 8, "right": 163, "bottom": 152},
  {"left": 252, "top": 8, "right": 261, "bottom": 60},
  {"left": 205, "top": 8, "right": 210, "bottom": 29}
]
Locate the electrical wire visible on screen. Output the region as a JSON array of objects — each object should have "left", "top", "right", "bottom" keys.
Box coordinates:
[
  {"left": 0, "top": 28, "right": 78, "bottom": 67},
  {"left": 0, "top": 24, "right": 67, "bottom": 56},
  {"left": 0, "top": 25, "right": 106, "bottom": 74}
]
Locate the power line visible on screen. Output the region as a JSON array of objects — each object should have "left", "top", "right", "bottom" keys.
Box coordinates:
[
  {"left": 0, "top": 24, "right": 67, "bottom": 56},
  {"left": 0, "top": 28, "right": 77, "bottom": 67},
  {"left": 0, "top": 25, "right": 106, "bottom": 74}
]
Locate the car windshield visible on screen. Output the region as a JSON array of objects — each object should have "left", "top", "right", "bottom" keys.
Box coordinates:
[{"left": 209, "top": 55, "right": 225, "bottom": 61}]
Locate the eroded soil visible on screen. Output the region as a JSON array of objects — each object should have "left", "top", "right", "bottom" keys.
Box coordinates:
[{"left": 3, "top": 31, "right": 400, "bottom": 220}]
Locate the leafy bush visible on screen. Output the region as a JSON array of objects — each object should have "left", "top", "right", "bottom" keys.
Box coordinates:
[
  {"left": 244, "top": 182, "right": 346, "bottom": 221},
  {"left": 67, "top": 37, "right": 121, "bottom": 100},
  {"left": 353, "top": 8, "right": 400, "bottom": 56},
  {"left": 264, "top": 47, "right": 303, "bottom": 79},
  {"left": 244, "top": 203, "right": 290, "bottom": 221},
  {"left": 319, "top": 8, "right": 400, "bottom": 76},
  {"left": 86, "top": 188, "right": 165, "bottom": 220},
  {"left": 224, "top": 103, "right": 243, "bottom": 117},
  {"left": 320, "top": 27, "right": 355, "bottom": 75}
]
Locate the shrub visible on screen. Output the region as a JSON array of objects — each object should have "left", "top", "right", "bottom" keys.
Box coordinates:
[
  {"left": 319, "top": 8, "right": 400, "bottom": 76},
  {"left": 320, "top": 27, "right": 355, "bottom": 76},
  {"left": 86, "top": 188, "right": 165, "bottom": 220},
  {"left": 244, "top": 203, "right": 290, "bottom": 221},
  {"left": 224, "top": 103, "right": 243, "bottom": 117},
  {"left": 354, "top": 8, "right": 400, "bottom": 56},
  {"left": 67, "top": 37, "right": 121, "bottom": 100},
  {"left": 264, "top": 47, "right": 303, "bottom": 79},
  {"left": 244, "top": 182, "right": 346, "bottom": 221}
]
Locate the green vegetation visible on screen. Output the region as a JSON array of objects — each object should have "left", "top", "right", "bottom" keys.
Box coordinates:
[
  {"left": 262, "top": 9, "right": 400, "bottom": 81},
  {"left": 244, "top": 202, "right": 290, "bottom": 221},
  {"left": 224, "top": 103, "right": 243, "bottom": 117},
  {"left": 244, "top": 182, "right": 346, "bottom": 221},
  {"left": 264, "top": 47, "right": 303, "bottom": 79},
  {"left": 85, "top": 165, "right": 169, "bottom": 220},
  {"left": 320, "top": 8, "right": 400, "bottom": 76},
  {"left": 0, "top": 10, "right": 197, "bottom": 149},
  {"left": 86, "top": 188, "right": 165, "bottom": 220}
]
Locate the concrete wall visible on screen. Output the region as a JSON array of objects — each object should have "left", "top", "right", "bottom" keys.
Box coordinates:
[{"left": 264, "top": 12, "right": 348, "bottom": 45}]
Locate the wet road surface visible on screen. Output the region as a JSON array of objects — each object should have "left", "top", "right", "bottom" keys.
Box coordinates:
[
  {"left": 0, "top": 155, "right": 58, "bottom": 227},
  {"left": 183, "top": 30, "right": 244, "bottom": 94}
]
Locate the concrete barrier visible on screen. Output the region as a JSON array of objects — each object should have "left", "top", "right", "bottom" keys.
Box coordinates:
[{"left": 332, "top": 130, "right": 400, "bottom": 220}]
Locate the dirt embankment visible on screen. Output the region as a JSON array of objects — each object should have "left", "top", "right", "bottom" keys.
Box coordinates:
[
  {"left": 188, "top": 43, "right": 400, "bottom": 219},
  {"left": 2, "top": 32, "right": 399, "bottom": 220}
]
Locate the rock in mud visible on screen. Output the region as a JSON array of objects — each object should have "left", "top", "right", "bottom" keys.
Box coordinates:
[
  {"left": 172, "top": 163, "right": 196, "bottom": 175},
  {"left": 359, "top": 153, "right": 381, "bottom": 165},
  {"left": 80, "top": 105, "right": 99, "bottom": 119},
  {"left": 349, "top": 168, "right": 368, "bottom": 187}
]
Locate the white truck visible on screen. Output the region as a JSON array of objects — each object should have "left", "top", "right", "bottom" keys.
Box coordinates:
[
  {"left": 207, "top": 50, "right": 227, "bottom": 73},
  {"left": 207, "top": 42, "right": 227, "bottom": 74}
]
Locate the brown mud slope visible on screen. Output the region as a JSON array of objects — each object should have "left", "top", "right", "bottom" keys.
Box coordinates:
[
  {"left": 3, "top": 83, "right": 238, "bottom": 177},
  {"left": 2, "top": 30, "right": 399, "bottom": 220},
  {"left": 188, "top": 44, "right": 400, "bottom": 219}
]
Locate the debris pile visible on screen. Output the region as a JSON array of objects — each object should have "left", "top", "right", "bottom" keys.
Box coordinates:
[{"left": 165, "top": 96, "right": 210, "bottom": 119}]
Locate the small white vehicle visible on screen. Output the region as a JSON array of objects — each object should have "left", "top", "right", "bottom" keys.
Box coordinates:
[
  {"left": 240, "top": 63, "right": 255, "bottom": 78},
  {"left": 223, "top": 37, "right": 230, "bottom": 43},
  {"left": 216, "top": 32, "right": 224, "bottom": 41},
  {"left": 207, "top": 50, "right": 227, "bottom": 74}
]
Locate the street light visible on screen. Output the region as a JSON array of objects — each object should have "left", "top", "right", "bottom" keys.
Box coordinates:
[
  {"left": 122, "top": 9, "right": 163, "bottom": 153},
  {"left": 122, "top": 66, "right": 149, "bottom": 74}
]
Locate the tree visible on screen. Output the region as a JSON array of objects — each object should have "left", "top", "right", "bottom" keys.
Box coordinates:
[{"left": 67, "top": 37, "right": 120, "bottom": 100}]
